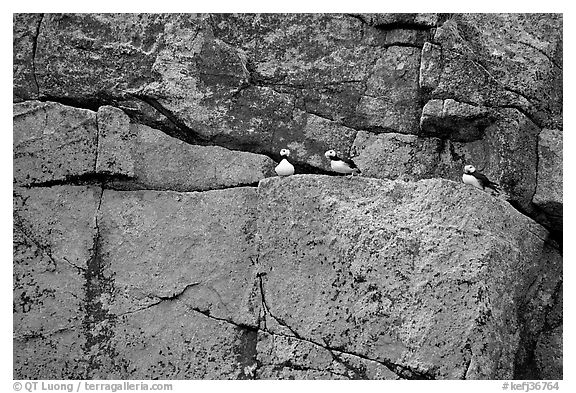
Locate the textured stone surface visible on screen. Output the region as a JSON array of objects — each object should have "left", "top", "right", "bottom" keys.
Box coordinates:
[
  {"left": 356, "top": 46, "right": 422, "bottom": 134},
  {"left": 13, "top": 185, "right": 261, "bottom": 379},
  {"left": 535, "top": 325, "right": 562, "bottom": 380},
  {"left": 13, "top": 186, "right": 101, "bottom": 379},
  {"left": 351, "top": 131, "right": 442, "bottom": 180},
  {"left": 13, "top": 13, "right": 42, "bottom": 101},
  {"left": 103, "top": 120, "right": 276, "bottom": 192},
  {"left": 432, "top": 14, "right": 562, "bottom": 130},
  {"left": 13, "top": 13, "right": 563, "bottom": 380},
  {"left": 419, "top": 42, "right": 442, "bottom": 92},
  {"left": 420, "top": 99, "right": 493, "bottom": 142},
  {"left": 256, "top": 175, "right": 561, "bottom": 379},
  {"left": 35, "top": 13, "right": 163, "bottom": 101},
  {"left": 13, "top": 101, "right": 98, "bottom": 186},
  {"left": 13, "top": 102, "right": 275, "bottom": 191},
  {"left": 95, "top": 105, "right": 135, "bottom": 177},
  {"left": 92, "top": 301, "right": 258, "bottom": 379},
  {"left": 533, "top": 129, "right": 562, "bottom": 229},
  {"left": 98, "top": 187, "right": 260, "bottom": 327},
  {"left": 256, "top": 331, "right": 399, "bottom": 379}
]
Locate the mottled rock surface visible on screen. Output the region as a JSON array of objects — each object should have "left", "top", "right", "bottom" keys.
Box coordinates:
[
  {"left": 431, "top": 14, "right": 562, "bottom": 130},
  {"left": 13, "top": 12, "right": 562, "bottom": 380},
  {"left": 13, "top": 13, "right": 43, "bottom": 101},
  {"left": 351, "top": 131, "right": 441, "bottom": 180},
  {"left": 12, "top": 13, "right": 562, "bottom": 229},
  {"left": 98, "top": 187, "right": 260, "bottom": 326},
  {"left": 256, "top": 175, "right": 561, "bottom": 379},
  {"left": 13, "top": 186, "right": 100, "bottom": 379},
  {"left": 13, "top": 102, "right": 275, "bottom": 191},
  {"left": 100, "top": 115, "right": 277, "bottom": 192},
  {"left": 13, "top": 185, "right": 261, "bottom": 379},
  {"left": 533, "top": 129, "right": 562, "bottom": 230},
  {"left": 13, "top": 101, "right": 98, "bottom": 186}
]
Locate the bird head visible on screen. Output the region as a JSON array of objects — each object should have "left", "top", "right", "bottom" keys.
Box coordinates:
[
  {"left": 324, "top": 150, "right": 336, "bottom": 159},
  {"left": 280, "top": 149, "right": 291, "bottom": 157},
  {"left": 463, "top": 165, "right": 476, "bottom": 174}
]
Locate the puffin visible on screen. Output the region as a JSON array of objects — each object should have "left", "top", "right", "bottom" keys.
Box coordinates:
[
  {"left": 324, "top": 150, "right": 361, "bottom": 177},
  {"left": 462, "top": 165, "right": 500, "bottom": 193},
  {"left": 275, "top": 148, "right": 295, "bottom": 176}
]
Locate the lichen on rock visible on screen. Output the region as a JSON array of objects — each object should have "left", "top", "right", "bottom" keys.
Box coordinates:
[{"left": 13, "top": 12, "right": 562, "bottom": 380}]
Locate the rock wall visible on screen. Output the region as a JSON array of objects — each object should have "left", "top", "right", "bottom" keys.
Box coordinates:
[{"left": 13, "top": 13, "right": 562, "bottom": 379}]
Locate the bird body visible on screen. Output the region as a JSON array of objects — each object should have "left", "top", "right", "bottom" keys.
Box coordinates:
[
  {"left": 275, "top": 149, "right": 295, "bottom": 176},
  {"left": 324, "top": 150, "right": 361, "bottom": 176},
  {"left": 462, "top": 165, "right": 499, "bottom": 193}
]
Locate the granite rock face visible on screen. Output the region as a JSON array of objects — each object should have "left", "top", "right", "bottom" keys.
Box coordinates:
[
  {"left": 429, "top": 13, "right": 562, "bottom": 130},
  {"left": 13, "top": 186, "right": 100, "bottom": 378},
  {"left": 13, "top": 13, "right": 562, "bottom": 229},
  {"left": 13, "top": 13, "right": 562, "bottom": 380},
  {"left": 13, "top": 102, "right": 275, "bottom": 191},
  {"left": 14, "top": 186, "right": 261, "bottom": 379},
  {"left": 256, "top": 176, "right": 561, "bottom": 379}
]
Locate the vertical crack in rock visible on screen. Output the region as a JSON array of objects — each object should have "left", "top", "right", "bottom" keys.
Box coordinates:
[
  {"left": 533, "top": 129, "right": 541, "bottom": 205},
  {"left": 31, "top": 13, "right": 44, "bottom": 96},
  {"left": 257, "top": 273, "right": 302, "bottom": 339},
  {"left": 81, "top": 187, "right": 118, "bottom": 377},
  {"left": 256, "top": 273, "right": 268, "bottom": 330},
  {"left": 93, "top": 109, "right": 101, "bottom": 174}
]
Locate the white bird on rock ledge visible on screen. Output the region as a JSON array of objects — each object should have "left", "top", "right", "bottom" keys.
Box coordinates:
[
  {"left": 275, "top": 148, "right": 295, "bottom": 176},
  {"left": 462, "top": 164, "right": 500, "bottom": 194},
  {"left": 324, "top": 150, "right": 361, "bottom": 177}
]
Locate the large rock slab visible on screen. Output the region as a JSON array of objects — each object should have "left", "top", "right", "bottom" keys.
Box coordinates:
[
  {"left": 13, "top": 101, "right": 275, "bottom": 190},
  {"left": 13, "top": 185, "right": 101, "bottom": 379},
  {"left": 98, "top": 187, "right": 260, "bottom": 327},
  {"left": 13, "top": 101, "right": 98, "bottom": 186},
  {"left": 532, "top": 129, "right": 562, "bottom": 230},
  {"left": 89, "top": 187, "right": 261, "bottom": 378},
  {"left": 13, "top": 185, "right": 261, "bottom": 379},
  {"left": 97, "top": 106, "right": 276, "bottom": 191},
  {"left": 356, "top": 46, "right": 422, "bottom": 134},
  {"left": 256, "top": 175, "right": 561, "bottom": 379}
]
